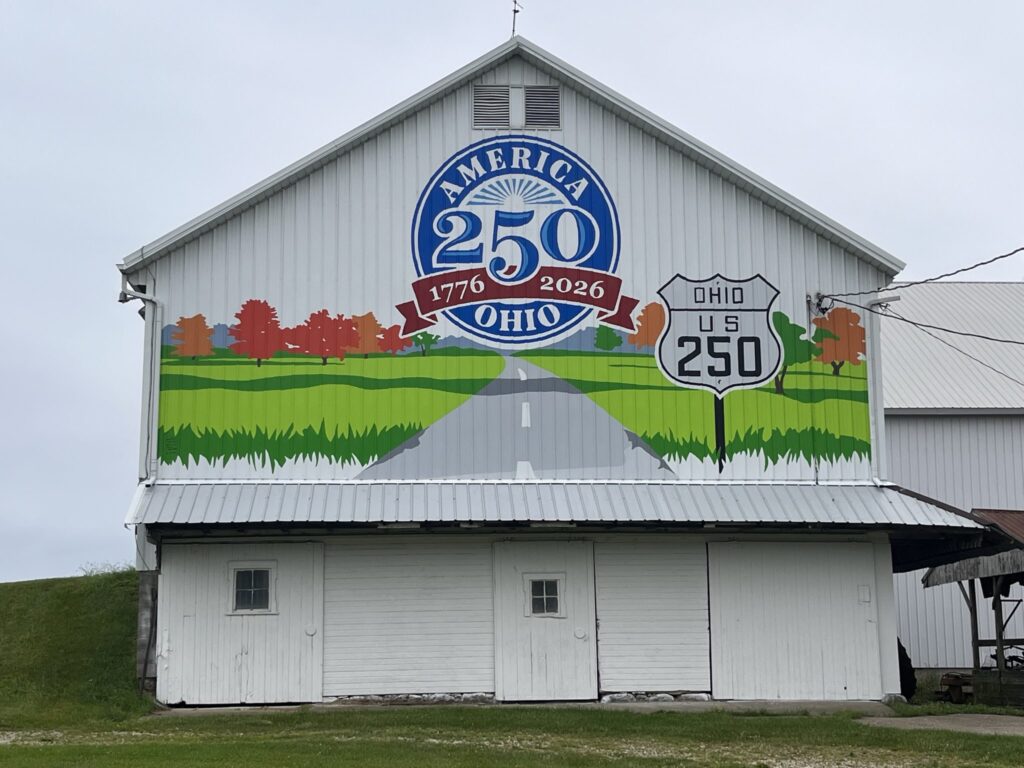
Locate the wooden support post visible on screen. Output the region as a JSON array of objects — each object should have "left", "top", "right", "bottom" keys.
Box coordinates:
[
  {"left": 994, "top": 576, "right": 1006, "bottom": 673},
  {"left": 969, "top": 580, "right": 981, "bottom": 672}
]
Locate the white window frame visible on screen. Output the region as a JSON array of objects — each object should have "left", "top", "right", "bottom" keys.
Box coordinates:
[
  {"left": 522, "top": 572, "right": 566, "bottom": 619},
  {"left": 227, "top": 560, "right": 278, "bottom": 616}
]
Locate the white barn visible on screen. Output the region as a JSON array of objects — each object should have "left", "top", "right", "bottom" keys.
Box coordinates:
[
  {"left": 121, "top": 38, "right": 998, "bottom": 705},
  {"left": 884, "top": 282, "right": 1024, "bottom": 669}
]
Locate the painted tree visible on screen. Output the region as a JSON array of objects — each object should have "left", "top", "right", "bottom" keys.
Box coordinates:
[
  {"left": 172, "top": 314, "right": 214, "bottom": 359},
  {"left": 229, "top": 299, "right": 283, "bottom": 366},
  {"left": 627, "top": 302, "right": 666, "bottom": 349},
  {"left": 348, "top": 312, "right": 384, "bottom": 358},
  {"left": 771, "top": 312, "right": 831, "bottom": 394},
  {"left": 412, "top": 331, "right": 441, "bottom": 356},
  {"left": 380, "top": 324, "right": 413, "bottom": 356},
  {"left": 288, "top": 309, "right": 336, "bottom": 364},
  {"left": 331, "top": 314, "right": 360, "bottom": 363},
  {"left": 812, "top": 307, "right": 866, "bottom": 376},
  {"left": 594, "top": 324, "right": 623, "bottom": 352}
]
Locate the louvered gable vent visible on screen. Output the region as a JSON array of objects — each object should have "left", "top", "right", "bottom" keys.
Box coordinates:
[
  {"left": 473, "top": 85, "right": 510, "bottom": 128},
  {"left": 524, "top": 86, "right": 560, "bottom": 128}
]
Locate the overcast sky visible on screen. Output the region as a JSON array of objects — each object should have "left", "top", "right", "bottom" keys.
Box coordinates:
[{"left": 1, "top": 1, "right": 1021, "bottom": 582}]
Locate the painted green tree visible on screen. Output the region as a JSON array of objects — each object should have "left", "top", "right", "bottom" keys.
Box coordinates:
[
  {"left": 412, "top": 331, "right": 441, "bottom": 356},
  {"left": 771, "top": 312, "right": 832, "bottom": 394},
  {"left": 594, "top": 325, "right": 622, "bottom": 352}
]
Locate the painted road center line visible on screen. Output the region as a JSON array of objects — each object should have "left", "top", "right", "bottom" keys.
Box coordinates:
[
  {"left": 521, "top": 402, "right": 531, "bottom": 428},
  {"left": 517, "top": 367, "right": 527, "bottom": 381}
]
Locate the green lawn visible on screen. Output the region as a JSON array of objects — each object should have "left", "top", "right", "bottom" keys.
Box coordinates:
[
  {"left": 519, "top": 351, "right": 871, "bottom": 466},
  {"left": 157, "top": 349, "right": 504, "bottom": 469},
  {"left": 4, "top": 706, "right": 1024, "bottom": 767},
  {"left": 2, "top": 572, "right": 1022, "bottom": 767}
]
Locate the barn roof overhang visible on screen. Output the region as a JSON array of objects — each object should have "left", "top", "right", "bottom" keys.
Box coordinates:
[
  {"left": 116, "top": 36, "right": 903, "bottom": 280},
  {"left": 127, "top": 481, "right": 991, "bottom": 569}
]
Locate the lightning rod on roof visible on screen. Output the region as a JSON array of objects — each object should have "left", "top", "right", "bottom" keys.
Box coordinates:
[{"left": 512, "top": 0, "right": 523, "bottom": 37}]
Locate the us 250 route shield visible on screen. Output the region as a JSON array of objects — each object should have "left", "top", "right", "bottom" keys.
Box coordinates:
[{"left": 656, "top": 274, "right": 783, "bottom": 396}]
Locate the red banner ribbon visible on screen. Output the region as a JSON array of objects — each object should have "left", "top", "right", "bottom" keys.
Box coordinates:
[{"left": 396, "top": 267, "right": 639, "bottom": 336}]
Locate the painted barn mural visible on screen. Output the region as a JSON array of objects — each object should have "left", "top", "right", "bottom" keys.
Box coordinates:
[{"left": 156, "top": 136, "right": 871, "bottom": 481}]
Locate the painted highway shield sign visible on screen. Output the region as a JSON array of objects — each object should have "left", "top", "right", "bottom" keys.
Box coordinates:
[{"left": 656, "top": 274, "right": 783, "bottom": 396}]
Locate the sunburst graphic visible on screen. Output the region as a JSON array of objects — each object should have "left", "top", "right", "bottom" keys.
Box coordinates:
[{"left": 467, "top": 177, "right": 562, "bottom": 206}]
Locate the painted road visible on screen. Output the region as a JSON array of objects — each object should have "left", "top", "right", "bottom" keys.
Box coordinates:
[{"left": 359, "top": 356, "right": 674, "bottom": 480}]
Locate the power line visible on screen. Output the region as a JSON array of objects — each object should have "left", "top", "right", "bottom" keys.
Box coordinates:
[
  {"left": 824, "top": 244, "right": 1024, "bottom": 299},
  {"left": 881, "top": 306, "right": 1024, "bottom": 390},
  {"left": 829, "top": 296, "right": 1024, "bottom": 347}
]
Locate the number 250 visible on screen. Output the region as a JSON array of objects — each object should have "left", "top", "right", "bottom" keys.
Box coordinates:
[{"left": 677, "top": 335, "right": 763, "bottom": 378}]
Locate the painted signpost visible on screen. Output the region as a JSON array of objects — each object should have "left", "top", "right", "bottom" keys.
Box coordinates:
[{"left": 657, "top": 275, "right": 783, "bottom": 471}]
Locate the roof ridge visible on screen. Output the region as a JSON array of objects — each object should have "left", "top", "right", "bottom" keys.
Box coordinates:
[{"left": 118, "top": 36, "right": 902, "bottom": 276}]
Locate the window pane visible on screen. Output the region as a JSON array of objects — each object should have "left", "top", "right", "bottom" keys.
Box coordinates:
[
  {"left": 532, "top": 597, "right": 546, "bottom": 614},
  {"left": 251, "top": 588, "right": 270, "bottom": 610},
  {"left": 531, "top": 580, "right": 544, "bottom": 597},
  {"left": 545, "top": 596, "right": 559, "bottom": 614},
  {"left": 545, "top": 580, "right": 558, "bottom": 598},
  {"left": 252, "top": 569, "right": 269, "bottom": 589},
  {"left": 235, "top": 589, "right": 252, "bottom": 610},
  {"left": 236, "top": 570, "right": 252, "bottom": 590}
]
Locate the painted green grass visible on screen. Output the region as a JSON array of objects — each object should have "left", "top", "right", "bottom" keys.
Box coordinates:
[
  {"left": 519, "top": 352, "right": 871, "bottom": 465},
  {"left": 158, "top": 350, "right": 504, "bottom": 468}
]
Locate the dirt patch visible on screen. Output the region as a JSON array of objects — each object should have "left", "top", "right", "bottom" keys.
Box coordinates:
[{"left": 861, "top": 714, "right": 1024, "bottom": 737}]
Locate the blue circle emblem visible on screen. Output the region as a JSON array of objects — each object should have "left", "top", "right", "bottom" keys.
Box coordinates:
[{"left": 411, "top": 136, "right": 620, "bottom": 345}]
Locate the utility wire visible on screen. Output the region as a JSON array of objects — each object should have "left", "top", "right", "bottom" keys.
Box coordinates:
[
  {"left": 881, "top": 306, "right": 1024, "bottom": 390},
  {"left": 824, "top": 244, "right": 1024, "bottom": 299},
  {"left": 830, "top": 297, "right": 1024, "bottom": 347}
]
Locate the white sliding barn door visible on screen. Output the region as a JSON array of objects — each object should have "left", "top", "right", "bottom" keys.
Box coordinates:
[
  {"left": 493, "top": 541, "right": 598, "bottom": 701},
  {"left": 708, "top": 541, "right": 882, "bottom": 700},
  {"left": 157, "top": 542, "right": 324, "bottom": 705}
]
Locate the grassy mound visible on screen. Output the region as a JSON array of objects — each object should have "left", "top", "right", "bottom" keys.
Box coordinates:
[{"left": 0, "top": 569, "right": 150, "bottom": 727}]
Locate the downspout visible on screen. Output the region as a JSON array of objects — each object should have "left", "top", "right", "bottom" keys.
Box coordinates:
[
  {"left": 119, "top": 273, "right": 163, "bottom": 485},
  {"left": 866, "top": 293, "right": 899, "bottom": 488}
]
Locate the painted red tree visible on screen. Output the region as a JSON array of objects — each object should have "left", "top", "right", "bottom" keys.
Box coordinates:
[
  {"left": 379, "top": 324, "right": 413, "bottom": 356},
  {"left": 290, "top": 309, "right": 350, "bottom": 364},
  {"left": 331, "top": 314, "right": 360, "bottom": 362},
  {"left": 229, "top": 299, "right": 283, "bottom": 366},
  {"left": 349, "top": 312, "right": 384, "bottom": 358}
]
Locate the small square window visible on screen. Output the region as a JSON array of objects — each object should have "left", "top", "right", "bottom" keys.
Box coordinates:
[
  {"left": 530, "top": 579, "right": 559, "bottom": 616},
  {"left": 234, "top": 568, "right": 270, "bottom": 611}
]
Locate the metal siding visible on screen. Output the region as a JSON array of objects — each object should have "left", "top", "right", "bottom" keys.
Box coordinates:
[
  {"left": 888, "top": 414, "right": 1024, "bottom": 667},
  {"left": 594, "top": 538, "right": 710, "bottom": 692},
  {"left": 709, "top": 541, "right": 884, "bottom": 700},
  {"left": 882, "top": 283, "right": 1024, "bottom": 410},
  {"left": 144, "top": 53, "right": 886, "bottom": 484},
  {"left": 130, "top": 482, "right": 977, "bottom": 529},
  {"left": 322, "top": 536, "right": 494, "bottom": 695}
]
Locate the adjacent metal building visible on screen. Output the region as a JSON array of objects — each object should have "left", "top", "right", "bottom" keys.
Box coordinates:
[
  {"left": 884, "top": 282, "right": 1024, "bottom": 668},
  {"left": 120, "top": 37, "right": 994, "bottom": 705}
]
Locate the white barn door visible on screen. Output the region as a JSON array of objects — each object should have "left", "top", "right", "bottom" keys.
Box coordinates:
[
  {"left": 157, "top": 542, "right": 324, "bottom": 705},
  {"left": 493, "top": 541, "right": 598, "bottom": 701},
  {"left": 709, "top": 541, "right": 882, "bottom": 700}
]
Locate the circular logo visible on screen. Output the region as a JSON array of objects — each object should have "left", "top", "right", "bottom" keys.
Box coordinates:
[{"left": 410, "top": 136, "right": 620, "bottom": 345}]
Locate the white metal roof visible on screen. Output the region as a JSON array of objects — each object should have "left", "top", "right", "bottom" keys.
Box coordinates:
[
  {"left": 881, "top": 282, "right": 1024, "bottom": 411},
  {"left": 118, "top": 36, "right": 902, "bottom": 277},
  {"left": 127, "top": 482, "right": 976, "bottom": 529}
]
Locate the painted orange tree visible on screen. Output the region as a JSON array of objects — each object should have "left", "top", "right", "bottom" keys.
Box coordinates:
[
  {"left": 813, "top": 307, "right": 866, "bottom": 376},
  {"left": 627, "top": 302, "right": 665, "bottom": 349},
  {"left": 172, "top": 314, "right": 214, "bottom": 359}
]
